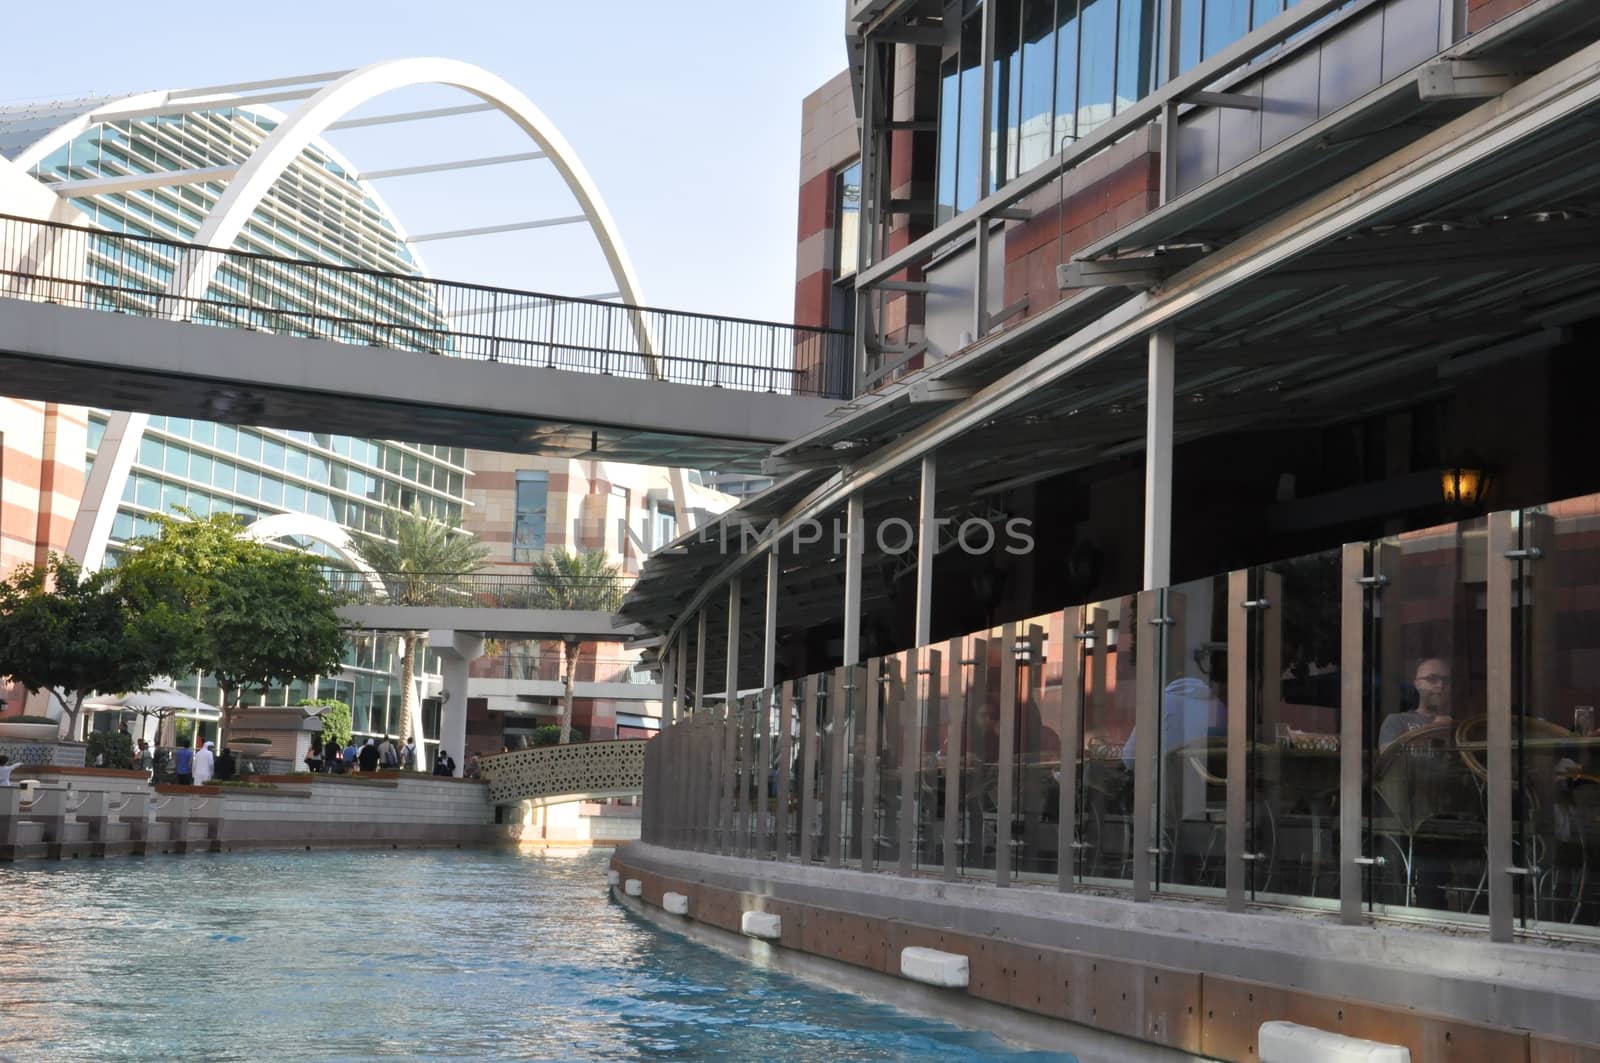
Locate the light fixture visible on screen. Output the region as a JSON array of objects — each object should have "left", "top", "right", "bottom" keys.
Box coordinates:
[{"left": 1440, "top": 462, "right": 1489, "bottom": 508}]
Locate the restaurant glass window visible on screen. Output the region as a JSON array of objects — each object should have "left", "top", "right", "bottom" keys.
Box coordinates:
[
  {"left": 840, "top": 667, "right": 863, "bottom": 865},
  {"left": 1015, "top": 612, "right": 1066, "bottom": 878},
  {"left": 1153, "top": 574, "right": 1231, "bottom": 896},
  {"left": 784, "top": 676, "right": 805, "bottom": 859},
  {"left": 1363, "top": 518, "right": 1487, "bottom": 919},
  {"left": 913, "top": 645, "right": 946, "bottom": 872},
  {"left": 959, "top": 631, "right": 1000, "bottom": 874},
  {"left": 1073, "top": 595, "right": 1138, "bottom": 886},
  {"left": 873, "top": 652, "right": 909, "bottom": 870},
  {"left": 1512, "top": 495, "right": 1600, "bottom": 933},
  {"left": 1246, "top": 549, "right": 1343, "bottom": 905}
]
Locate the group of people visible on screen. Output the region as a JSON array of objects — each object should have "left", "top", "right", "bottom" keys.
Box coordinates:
[
  {"left": 139, "top": 739, "right": 242, "bottom": 785},
  {"left": 305, "top": 735, "right": 416, "bottom": 774},
  {"left": 299, "top": 736, "right": 472, "bottom": 778}
]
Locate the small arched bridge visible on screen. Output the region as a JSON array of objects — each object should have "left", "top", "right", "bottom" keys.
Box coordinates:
[{"left": 479, "top": 739, "right": 646, "bottom": 807}]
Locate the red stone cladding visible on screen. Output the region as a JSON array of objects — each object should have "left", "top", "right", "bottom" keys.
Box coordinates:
[
  {"left": 1467, "top": 0, "right": 1538, "bottom": 32},
  {"left": 1004, "top": 152, "right": 1162, "bottom": 323}
]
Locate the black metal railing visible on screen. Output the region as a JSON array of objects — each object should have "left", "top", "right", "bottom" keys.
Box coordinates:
[
  {"left": 0, "top": 212, "right": 853, "bottom": 399},
  {"left": 328, "top": 570, "right": 628, "bottom": 612}
]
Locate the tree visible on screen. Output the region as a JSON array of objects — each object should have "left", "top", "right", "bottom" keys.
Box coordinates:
[
  {"left": 531, "top": 549, "right": 623, "bottom": 744},
  {"left": 0, "top": 554, "right": 177, "bottom": 739},
  {"left": 299, "top": 698, "right": 352, "bottom": 749},
  {"left": 346, "top": 504, "right": 489, "bottom": 768},
  {"left": 117, "top": 511, "right": 348, "bottom": 737}
]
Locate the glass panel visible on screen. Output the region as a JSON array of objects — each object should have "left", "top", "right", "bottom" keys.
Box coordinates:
[
  {"left": 1516, "top": 496, "right": 1600, "bottom": 932},
  {"left": 1155, "top": 574, "right": 1230, "bottom": 895},
  {"left": 786, "top": 677, "right": 805, "bottom": 859},
  {"left": 1018, "top": 0, "right": 1057, "bottom": 173},
  {"left": 1366, "top": 519, "right": 1487, "bottom": 918},
  {"left": 1075, "top": 595, "right": 1138, "bottom": 885},
  {"left": 1203, "top": 0, "right": 1250, "bottom": 59},
  {"left": 834, "top": 161, "right": 862, "bottom": 281},
  {"left": 960, "top": 632, "right": 1000, "bottom": 875},
  {"left": 1251, "top": 550, "right": 1343, "bottom": 905},
  {"left": 938, "top": 53, "right": 961, "bottom": 223},
  {"left": 957, "top": 11, "right": 985, "bottom": 210},
  {"left": 1053, "top": 0, "right": 1081, "bottom": 148},
  {"left": 1016, "top": 612, "right": 1065, "bottom": 878},
  {"left": 913, "top": 645, "right": 944, "bottom": 872},
  {"left": 992, "top": 0, "right": 1023, "bottom": 185},
  {"left": 1115, "top": 0, "right": 1159, "bottom": 113},
  {"left": 1252, "top": 0, "right": 1286, "bottom": 29},
  {"left": 874, "top": 653, "right": 908, "bottom": 870},
  {"left": 841, "top": 669, "right": 861, "bottom": 865},
  {"left": 1179, "top": 0, "right": 1203, "bottom": 74},
  {"left": 810, "top": 676, "right": 830, "bottom": 861},
  {"left": 1076, "top": 0, "right": 1116, "bottom": 136}
]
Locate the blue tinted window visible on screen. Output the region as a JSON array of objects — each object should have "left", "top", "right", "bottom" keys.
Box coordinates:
[
  {"left": 1253, "top": 0, "right": 1284, "bottom": 27},
  {"left": 212, "top": 459, "right": 235, "bottom": 492},
  {"left": 1054, "top": 1, "right": 1081, "bottom": 145},
  {"left": 513, "top": 471, "right": 548, "bottom": 561},
  {"left": 139, "top": 436, "right": 163, "bottom": 469},
  {"left": 1117, "top": 0, "right": 1159, "bottom": 112},
  {"left": 262, "top": 438, "right": 287, "bottom": 469},
  {"left": 190, "top": 452, "right": 213, "bottom": 485},
  {"left": 957, "top": 11, "right": 985, "bottom": 209},
  {"left": 1078, "top": 0, "right": 1116, "bottom": 135},
  {"left": 87, "top": 418, "right": 106, "bottom": 453},
  {"left": 1204, "top": 0, "right": 1249, "bottom": 58},
  {"left": 163, "top": 445, "right": 188, "bottom": 478},
  {"left": 237, "top": 468, "right": 260, "bottom": 499},
  {"left": 217, "top": 424, "right": 239, "bottom": 454},
  {"left": 287, "top": 447, "right": 309, "bottom": 480},
  {"left": 1018, "top": 0, "right": 1056, "bottom": 173},
  {"left": 992, "top": 0, "right": 1023, "bottom": 185},
  {"left": 160, "top": 481, "right": 185, "bottom": 514},
  {"left": 1180, "top": 0, "right": 1203, "bottom": 73},
  {"left": 261, "top": 476, "right": 283, "bottom": 507},
  {"left": 135, "top": 475, "right": 159, "bottom": 510}
]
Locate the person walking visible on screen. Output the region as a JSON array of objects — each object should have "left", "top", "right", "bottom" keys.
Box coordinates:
[
  {"left": 174, "top": 742, "right": 195, "bottom": 785},
  {"left": 432, "top": 749, "right": 455, "bottom": 777},
  {"left": 304, "top": 741, "right": 322, "bottom": 774},
  {"left": 135, "top": 739, "right": 155, "bottom": 777},
  {"left": 342, "top": 740, "right": 359, "bottom": 773},
  {"left": 214, "top": 746, "right": 237, "bottom": 782},
  {"left": 325, "top": 735, "right": 343, "bottom": 773},
  {"left": 358, "top": 738, "right": 379, "bottom": 773},
  {"left": 192, "top": 741, "right": 216, "bottom": 786},
  {"left": 401, "top": 736, "right": 417, "bottom": 771},
  {"left": 378, "top": 738, "right": 398, "bottom": 770}
]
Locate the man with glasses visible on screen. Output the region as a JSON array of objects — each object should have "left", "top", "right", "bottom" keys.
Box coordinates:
[{"left": 1379, "top": 659, "right": 1454, "bottom": 748}]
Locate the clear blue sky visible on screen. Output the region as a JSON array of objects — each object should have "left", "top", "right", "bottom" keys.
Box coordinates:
[{"left": 0, "top": 1, "right": 849, "bottom": 322}]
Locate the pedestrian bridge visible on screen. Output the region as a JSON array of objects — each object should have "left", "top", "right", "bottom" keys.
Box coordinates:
[
  {"left": 326, "top": 570, "right": 641, "bottom": 641},
  {"left": 0, "top": 212, "right": 848, "bottom": 470},
  {"left": 479, "top": 739, "right": 646, "bottom": 808}
]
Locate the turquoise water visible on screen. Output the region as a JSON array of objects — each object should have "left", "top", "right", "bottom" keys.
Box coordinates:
[{"left": 0, "top": 849, "right": 1074, "bottom": 1061}]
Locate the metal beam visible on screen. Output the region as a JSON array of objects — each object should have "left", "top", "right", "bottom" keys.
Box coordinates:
[
  {"left": 408, "top": 216, "right": 588, "bottom": 242},
  {"left": 843, "top": 495, "right": 865, "bottom": 667},
  {"left": 1144, "top": 328, "right": 1175, "bottom": 590},
  {"left": 91, "top": 88, "right": 321, "bottom": 123},
  {"left": 324, "top": 102, "right": 499, "bottom": 130},
  {"left": 914, "top": 455, "right": 936, "bottom": 647},
  {"left": 49, "top": 165, "right": 239, "bottom": 197},
  {"left": 168, "top": 70, "right": 350, "bottom": 99},
  {"left": 359, "top": 151, "right": 547, "bottom": 180}
]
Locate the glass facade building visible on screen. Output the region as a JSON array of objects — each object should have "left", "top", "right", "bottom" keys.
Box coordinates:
[{"left": 0, "top": 98, "right": 472, "bottom": 742}]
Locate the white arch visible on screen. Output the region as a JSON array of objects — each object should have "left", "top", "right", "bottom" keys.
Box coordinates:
[
  {"left": 176, "top": 57, "right": 656, "bottom": 357},
  {"left": 240, "top": 513, "right": 384, "bottom": 593},
  {"left": 66, "top": 58, "right": 658, "bottom": 571}
]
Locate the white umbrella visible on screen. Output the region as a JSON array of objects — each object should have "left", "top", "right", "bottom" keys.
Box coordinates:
[{"left": 84, "top": 683, "right": 216, "bottom": 716}]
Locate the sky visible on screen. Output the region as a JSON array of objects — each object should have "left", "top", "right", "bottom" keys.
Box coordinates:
[{"left": 0, "top": 1, "right": 850, "bottom": 322}]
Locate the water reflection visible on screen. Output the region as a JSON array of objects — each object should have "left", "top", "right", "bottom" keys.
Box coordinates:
[{"left": 0, "top": 849, "right": 1072, "bottom": 1061}]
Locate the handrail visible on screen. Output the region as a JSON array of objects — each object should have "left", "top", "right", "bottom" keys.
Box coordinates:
[{"left": 0, "top": 211, "right": 853, "bottom": 399}]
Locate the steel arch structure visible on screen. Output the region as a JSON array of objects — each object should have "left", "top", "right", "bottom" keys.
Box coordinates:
[{"left": 48, "top": 58, "right": 656, "bottom": 570}]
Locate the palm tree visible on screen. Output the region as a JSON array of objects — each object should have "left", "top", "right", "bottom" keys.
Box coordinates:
[
  {"left": 347, "top": 505, "right": 490, "bottom": 767},
  {"left": 531, "top": 549, "right": 624, "bottom": 743}
]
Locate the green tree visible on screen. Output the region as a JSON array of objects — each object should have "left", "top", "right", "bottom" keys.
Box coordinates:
[
  {"left": 117, "top": 511, "right": 348, "bottom": 737},
  {"left": 299, "top": 698, "right": 352, "bottom": 748},
  {"left": 346, "top": 504, "right": 489, "bottom": 767},
  {"left": 531, "top": 549, "right": 624, "bottom": 744},
  {"left": 0, "top": 554, "right": 178, "bottom": 739}
]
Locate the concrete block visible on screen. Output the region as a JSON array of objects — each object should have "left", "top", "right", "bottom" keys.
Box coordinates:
[
  {"left": 741, "top": 911, "right": 782, "bottom": 939},
  {"left": 1258, "top": 1022, "right": 1410, "bottom": 1063},
  {"left": 624, "top": 878, "right": 643, "bottom": 897},
  {"left": 663, "top": 891, "right": 689, "bottom": 915},
  {"left": 606, "top": 869, "right": 620, "bottom": 885},
  {"left": 900, "top": 946, "right": 969, "bottom": 988}
]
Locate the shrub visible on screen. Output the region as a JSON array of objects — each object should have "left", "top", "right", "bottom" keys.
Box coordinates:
[
  {"left": 7, "top": 715, "right": 59, "bottom": 724},
  {"left": 529, "top": 724, "right": 586, "bottom": 746},
  {"left": 86, "top": 731, "right": 134, "bottom": 770},
  {"left": 298, "top": 699, "right": 351, "bottom": 747}
]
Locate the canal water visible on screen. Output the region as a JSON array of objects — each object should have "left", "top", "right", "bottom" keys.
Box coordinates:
[{"left": 0, "top": 848, "right": 1074, "bottom": 1061}]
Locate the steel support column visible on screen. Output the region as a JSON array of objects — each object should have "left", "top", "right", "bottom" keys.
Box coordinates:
[
  {"left": 916, "top": 453, "right": 937, "bottom": 647},
  {"left": 844, "top": 495, "right": 865, "bottom": 667},
  {"left": 1133, "top": 590, "right": 1163, "bottom": 901},
  {"left": 1486, "top": 511, "right": 1516, "bottom": 941},
  {"left": 1339, "top": 542, "right": 1366, "bottom": 924},
  {"left": 1144, "top": 327, "right": 1176, "bottom": 590},
  {"left": 1226, "top": 570, "right": 1250, "bottom": 912}
]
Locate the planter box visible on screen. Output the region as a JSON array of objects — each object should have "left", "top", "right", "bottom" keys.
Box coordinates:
[{"left": 0, "top": 721, "right": 58, "bottom": 741}]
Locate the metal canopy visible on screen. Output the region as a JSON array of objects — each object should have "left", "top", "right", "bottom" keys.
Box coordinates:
[{"left": 621, "top": 17, "right": 1600, "bottom": 658}]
